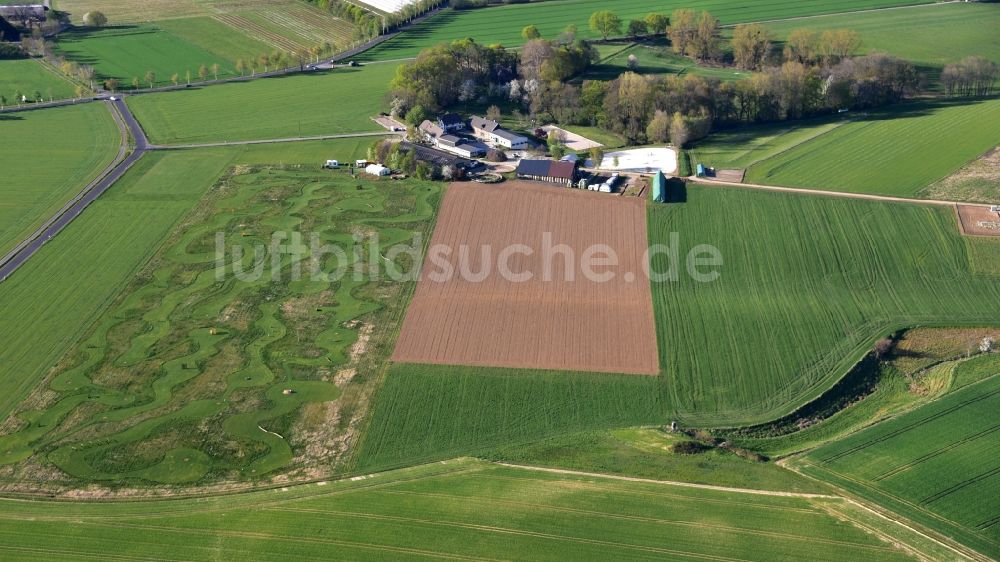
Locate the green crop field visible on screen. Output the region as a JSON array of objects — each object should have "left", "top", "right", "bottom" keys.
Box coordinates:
[
  {"left": 689, "top": 116, "right": 845, "bottom": 171},
  {"left": 0, "top": 459, "right": 930, "bottom": 560},
  {"left": 0, "top": 103, "right": 119, "bottom": 258},
  {"left": 0, "top": 59, "right": 78, "bottom": 102},
  {"left": 55, "top": 26, "right": 238, "bottom": 87},
  {"left": 759, "top": 3, "right": 1000, "bottom": 87},
  {"left": 126, "top": 64, "right": 394, "bottom": 144},
  {"left": 744, "top": 98, "right": 1000, "bottom": 197},
  {"left": 358, "top": 0, "right": 934, "bottom": 61},
  {"left": 795, "top": 374, "right": 1000, "bottom": 559},
  {"left": 0, "top": 160, "right": 441, "bottom": 484},
  {"left": 357, "top": 185, "right": 1000, "bottom": 472}
]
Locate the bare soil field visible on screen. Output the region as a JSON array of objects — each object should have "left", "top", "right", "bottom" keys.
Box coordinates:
[
  {"left": 393, "top": 181, "right": 659, "bottom": 375},
  {"left": 956, "top": 204, "right": 1000, "bottom": 237}
]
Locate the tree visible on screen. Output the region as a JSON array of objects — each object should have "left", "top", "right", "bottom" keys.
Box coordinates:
[
  {"left": 235, "top": 58, "right": 245, "bottom": 76},
  {"left": 83, "top": 11, "right": 107, "bottom": 27},
  {"left": 731, "top": 23, "right": 772, "bottom": 70},
  {"left": 198, "top": 64, "right": 208, "bottom": 81},
  {"left": 521, "top": 25, "right": 540, "bottom": 41},
  {"left": 131, "top": 76, "right": 140, "bottom": 90},
  {"left": 669, "top": 112, "right": 690, "bottom": 148},
  {"left": 589, "top": 10, "right": 622, "bottom": 41},
  {"left": 74, "top": 84, "right": 86, "bottom": 99},
  {"left": 0, "top": 94, "right": 5, "bottom": 109},
  {"left": 258, "top": 54, "right": 270, "bottom": 72},
  {"left": 104, "top": 78, "right": 118, "bottom": 92},
  {"left": 644, "top": 13, "right": 670, "bottom": 35},
  {"left": 646, "top": 109, "right": 671, "bottom": 143},
  {"left": 627, "top": 19, "right": 648, "bottom": 39},
  {"left": 819, "top": 29, "right": 860, "bottom": 64},
  {"left": 626, "top": 54, "right": 638, "bottom": 70},
  {"left": 211, "top": 63, "right": 220, "bottom": 80},
  {"left": 667, "top": 9, "right": 695, "bottom": 55},
  {"left": 784, "top": 28, "right": 817, "bottom": 64},
  {"left": 170, "top": 73, "right": 179, "bottom": 86},
  {"left": 485, "top": 104, "right": 502, "bottom": 122},
  {"left": 144, "top": 70, "right": 155, "bottom": 89},
  {"left": 588, "top": 146, "right": 604, "bottom": 166},
  {"left": 185, "top": 69, "right": 192, "bottom": 84},
  {"left": 690, "top": 11, "right": 720, "bottom": 61}
]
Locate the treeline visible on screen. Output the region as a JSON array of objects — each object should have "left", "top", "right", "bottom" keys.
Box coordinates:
[
  {"left": 942, "top": 56, "right": 999, "bottom": 97},
  {"left": 388, "top": 34, "right": 597, "bottom": 117}
]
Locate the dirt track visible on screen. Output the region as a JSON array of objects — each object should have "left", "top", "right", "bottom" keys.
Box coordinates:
[{"left": 392, "top": 181, "right": 659, "bottom": 375}]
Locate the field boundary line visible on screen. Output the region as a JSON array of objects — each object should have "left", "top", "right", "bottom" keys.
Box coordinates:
[
  {"left": 690, "top": 176, "right": 989, "bottom": 208},
  {"left": 783, "top": 458, "right": 991, "bottom": 562},
  {"left": 493, "top": 462, "right": 837, "bottom": 498}
]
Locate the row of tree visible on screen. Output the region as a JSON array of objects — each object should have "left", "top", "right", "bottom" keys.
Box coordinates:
[
  {"left": 942, "top": 56, "right": 999, "bottom": 97},
  {"left": 732, "top": 24, "right": 861, "bottom": 70},
  {"left": 314, "top": 0, "right": 446, "bottom": 42}
]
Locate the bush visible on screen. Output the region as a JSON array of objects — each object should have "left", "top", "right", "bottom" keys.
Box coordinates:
[
  {"left": 485, "top": 148, "right": 507, "bottom": 162},
  {"left": 0, "top": 43, "right": 25, "bottom": 59},
  {"left": 671, "top": 441, "right": 710, "bottom": 454}
]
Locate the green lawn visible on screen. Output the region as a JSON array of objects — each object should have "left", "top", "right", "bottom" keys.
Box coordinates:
[
  {"left": 127, "top": 64, "right": 394, "bottom": 144},
  {"left": 760, "top": 2, "right": 1000, "bottom": 88},
  {"left": 583, "top": 41, "right": 751, "bottom": 82},
  {"left": 0, "top": 459, "right": 928, "bottom": 561},
  {"left": 0, "top": 58, "right": 78, "bottom": 102},
  {"left": 155, "top": 16, "right": 273, "bottom": 64},
  {"left": 795, "top": 374, "right": 1000, "bottom": 559},
  {"left": 0, "top": 103, "right": 120, "bottom": 257},
  {"left": 358, "top": 0, "right": 934, "bottom": 61},
  {"left": 745, "top": 98, "right": 1000, "bottom": 197},
  {"left": 55, "top": 25, "right": 237, "bottom": 87}
]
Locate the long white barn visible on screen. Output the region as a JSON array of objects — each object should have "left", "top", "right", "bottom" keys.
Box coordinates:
[{"left": 354, "top": 0, "right": 420, "bottom": 12}]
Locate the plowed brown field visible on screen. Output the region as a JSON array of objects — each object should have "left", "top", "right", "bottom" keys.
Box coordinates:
[
  {"left": 956, "top": 204, "right": 1000, "bottom": 237},
  {"left": 392, "top": 181, "right": 659, "bottom": 375}
]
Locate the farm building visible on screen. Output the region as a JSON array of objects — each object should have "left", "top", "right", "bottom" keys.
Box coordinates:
[
  {"left": 516, "top": 159, "right": 577, "bottom": 186},
  {"left": 418, "top": 120, "right": 444, "bottom": 141},
  {"left": 471, "top": 116, "right": 529, "bottom": 150},
  {"left": 436, "top": 113, "right": 465, "bottom": 133},
  {"left": 651, "top": 171, "right": 667, "bottom": 203},
  {"left": 0, "top": 3, "right": 47, "bottom": 27},
  {"left": 365, "top": 163, "right": 391, "bottom": 176},
  {"left": 0, "top": 15, "right": 20, "bottom": 41},
  {"left": 436, "top": 134, "right": 486, "bottom": 158}
]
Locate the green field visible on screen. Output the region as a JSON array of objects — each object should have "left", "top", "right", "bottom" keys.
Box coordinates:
[
  {"left": 0, "top": 459, "right": 932, "bottom": 560},
  {"left": 760, "top": 3, "right": 1000, "bottom": 87},
  {"left": 0, "top": 103, "right": 120, "bottom": 258},
  {"left": 689, "top": 116, "right": 845, "bottom": 170},
  {"left": 795, "top": 374, "right": 1000, "bottom": 559},
  {"left": 0, "top": 157, "right": 441, "bottom": 484},
  {"left": 55, "top": 26, "right": 238, "bottom": 87},
  {"left": 126, "top": 64, "right": 394, "bottom": 144},
  {"left": 357, "top": 186, "right": 1000, "bottom": 471},
  {"left": 358, "top": 0, "right": 934, "bottom": 61},
  {"left": 0, "top": 59, "right": 78, "bottom": 102},
  {"left": 744, "top": 98, "right": 1000, "bottom": 197}
]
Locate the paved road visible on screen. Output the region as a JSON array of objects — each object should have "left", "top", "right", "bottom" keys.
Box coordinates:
[{"left": 0, "top": 97, "right": 149, "bottom": 282}]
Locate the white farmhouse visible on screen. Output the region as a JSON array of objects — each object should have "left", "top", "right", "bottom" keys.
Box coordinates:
[{"left": 470, "top": 116, "right": 529, "bottom": 150}]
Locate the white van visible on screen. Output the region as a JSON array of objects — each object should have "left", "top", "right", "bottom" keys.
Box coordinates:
[{"left": 324, "top": 160, "right": 340, "bottom": 169}]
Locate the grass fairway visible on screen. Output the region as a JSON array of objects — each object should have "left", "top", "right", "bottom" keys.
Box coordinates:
[
  {"left": 745, "top": 98, "right": 1000, "bottom": 197},
  {"left": 0, "top": 162, "right": 441, "bottom": 484},
  {"left": 794, "top": 375, "right": 1000, "bottom": 559},
  {"left": 0, "top": 103, "right": 120, "bottom": 257},
  {"left": 760, "top": 2, "right": 1000, "bottom": 87},
  {"left": 0, "top": 58, "right": 77, "bottom": 101},
  {"left": 0, "top": 459, "right": 929, "bottom": 560},
  {"left": 55, "top": 26, "right": 237, "bottom": 87},
  {"left": 358, "top": 0, "right": 933, "bottom": 61},
  {"left": 127, "top": 65, "right": 393, "bottom": 144}
]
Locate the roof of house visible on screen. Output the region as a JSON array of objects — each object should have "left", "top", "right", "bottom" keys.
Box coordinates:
[
  {"left": 438, "top": 113, "right": 464, "bottom": 127},
  {"left": 438, "top": 134, "right": 461, "bottom": 145},
  {"left": 516, "top": 159, "right": 576, "bottom": 181},
  {"left": 419, "top": 120, "right": 444, "bottom": 138},
  {"left": 470, "top": 116, "right": 500, "bottom": 133},
  {"left": 493, "top": 128, "right": 527, "bottom": 143}
]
